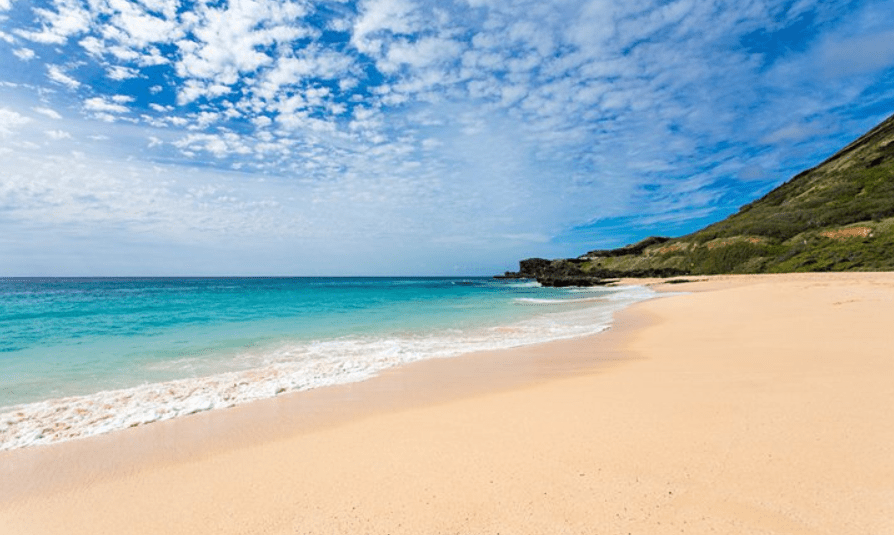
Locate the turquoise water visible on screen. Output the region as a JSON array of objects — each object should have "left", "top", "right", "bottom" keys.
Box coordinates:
[{"left": 0, "top": 277, "right": 654, "bottom": 449}]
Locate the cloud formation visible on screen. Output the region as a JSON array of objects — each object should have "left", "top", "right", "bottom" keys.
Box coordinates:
[{"left": 0, "top": 0, "right": 893, "bottom": 274}]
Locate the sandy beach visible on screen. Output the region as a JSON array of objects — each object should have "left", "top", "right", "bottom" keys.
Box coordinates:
[{"left": 2, "top": 272, "right": 893, "bottom": 534}]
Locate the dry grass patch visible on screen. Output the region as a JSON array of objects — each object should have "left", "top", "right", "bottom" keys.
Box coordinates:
[
  {"left": 704, "top": 236, "right": 766, "bottom": 250},
  {"left": 820, "top": 226, "right": 872, "bottom": 240}
]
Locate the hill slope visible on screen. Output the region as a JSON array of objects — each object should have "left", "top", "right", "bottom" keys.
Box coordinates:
[{"left": 507, "top": 112, "right": 894, "bottom": 285}]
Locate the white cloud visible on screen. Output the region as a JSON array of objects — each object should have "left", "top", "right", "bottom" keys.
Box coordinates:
[
  {"left": 16, "top": 0, "right": 91, "bottom": 44},
  {"left": 1, "top": 152, "right": 268, "bottom": 243},
  {"left": 761, "top": 121, "right": 826, "bottom": 144},
  {"left": 92, "top": 113, "right": 121, "bottom": 123},
  {"left": 173, "top": 132, "right": 254, "bottom": 158},
  {"left": 0, "top": 107, "right": 32, "bottom": 137},
  {"left": 737, "top": 164, "right": 770, "bottom": 182},
  {"left": 107, "top": 65, "right": 139, "bottom": 80},
  {"left": 173, "top": 0, "right": 312, "bottom": 103},
  {"left": 192, "top": 111, "right": 220, "bottom": 128},
  {"left": 45, "top": 129, "right": 72, "bottom": 139},
  {"left": 77, "top": 35, "right": 105, "bottom": 56},
  {"left": 252, "top": 115, "right": 272, "bottom": 128},
  {"left": 177, "top": 79, "right": 232, "bottom": 105},
  {"left": 84, "top": 97, "right": 130, "bottom": 114},
  {"left": 352, "top": 0, "right": 421, "bottom": 54},
  {"left": 253, "top": 47, "right": 355, "bottom": 101},
  {"left": 816, "top": 28, "right": 894, "bottom": 78},
  {"left": 380, "top": 36, "right": 463, "bottom": 73},
  {"left": 0, "top": 0, "right": 13, "bottom": 11},
  {"left": 100, "top": 0, "right": 183, "bottom": 49},
  {"left": 13, "top": 48, "right": 36, "bottom": 60},
  {"left": 46, "top": 65, "right": 80, "bottom": 89},
  {"left": 33, "top": 106, "right": 62, "bottom": 119}
]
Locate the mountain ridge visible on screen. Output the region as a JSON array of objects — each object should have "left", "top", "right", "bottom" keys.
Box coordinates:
[{"left": 503, "top": 112, "right": 894, "bottom": 286}]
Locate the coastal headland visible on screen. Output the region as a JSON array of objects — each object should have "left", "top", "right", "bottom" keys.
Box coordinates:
[
  {"left": 2, "top": 272, "right": 893, "bottom": 534},
  {"left": 501, "top": 112, "right": 894, "bottom": 287}
]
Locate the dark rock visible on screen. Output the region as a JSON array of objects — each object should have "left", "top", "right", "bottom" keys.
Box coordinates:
[
  {"left": 501, "top": 256, "right": 690, "bottom": 287},
  {"left": 534, "top": 267, "right": 690, "bottom": 287},
  {"left": 536, "top": 276, "right": 608, "bottom": 287},
  {"left": 493, "top": 272, "right": 527, "bottom": 279},
  {"left": 518, "top": 258, "right": 553, "bottom": 278}
]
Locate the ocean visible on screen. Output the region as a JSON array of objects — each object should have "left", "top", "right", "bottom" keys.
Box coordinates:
[{"left": 0, "top": 277, "right": 655, "bottom": 450}]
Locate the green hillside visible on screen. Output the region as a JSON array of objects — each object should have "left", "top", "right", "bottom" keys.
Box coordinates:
[{"left": 507, "top": 112, "right": 894, "bottom": 284}]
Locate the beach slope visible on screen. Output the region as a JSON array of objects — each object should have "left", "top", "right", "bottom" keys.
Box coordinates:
[{"left": 2, "top": 273, "right": 893, "bottom": 534}]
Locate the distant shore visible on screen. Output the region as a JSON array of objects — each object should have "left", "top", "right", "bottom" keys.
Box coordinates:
[{"left": 2, "top": 272, "right": 893, "bottom": 534}]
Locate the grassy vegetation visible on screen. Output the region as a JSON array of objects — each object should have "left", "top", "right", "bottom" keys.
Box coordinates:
[
  {"left": 696, "top": 165, "right": 894, "bottom": 243},
  {"left": 587, "top": 215, "right": 894, "bottom": 276}
]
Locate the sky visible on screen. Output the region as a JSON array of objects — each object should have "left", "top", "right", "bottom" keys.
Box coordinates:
[{"left": 1, "top": 0, "right": 893, "bottom": 276}]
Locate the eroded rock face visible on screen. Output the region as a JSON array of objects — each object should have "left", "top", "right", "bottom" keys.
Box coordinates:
[
  {"left": 497, "top": 258, "right": 552, "bottom": 279},
  {"left": 501, "top": 258, "right": 604, "bottom": 287},
  {"left": 519, "top": 258, "right": 553, "bottom": 278}
]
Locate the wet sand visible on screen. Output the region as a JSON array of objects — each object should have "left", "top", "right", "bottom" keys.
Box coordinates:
[{"left": 2, "top": 272, "right": 893, "bottom": 534}]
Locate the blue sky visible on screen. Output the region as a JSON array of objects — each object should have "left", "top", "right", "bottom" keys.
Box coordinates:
[{"left": 1, "top": 0, "right": 893, "bottom": 275}]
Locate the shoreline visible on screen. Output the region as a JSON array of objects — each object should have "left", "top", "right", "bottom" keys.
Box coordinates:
[
  {"left": 0, "top": 281, "right": 653, "bottom": 452},
  {"left": 3, "top": 272, "right": 893, "bottom": 534}
]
